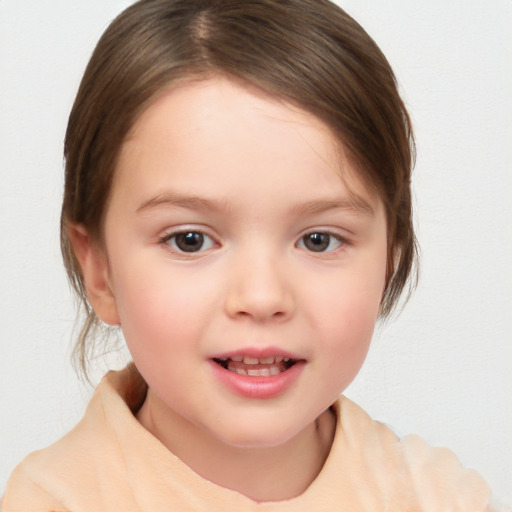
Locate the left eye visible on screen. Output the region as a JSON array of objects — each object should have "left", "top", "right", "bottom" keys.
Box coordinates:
[
  {"left": 164, "top": 231, "right": 215, "bottom": 253},
  {"left": 297, "top": 232, "right": 343, "bottom": 253}
]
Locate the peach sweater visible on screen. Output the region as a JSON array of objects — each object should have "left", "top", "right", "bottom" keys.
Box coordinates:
[{"left": 3, "top": 365, "right": 493, "bottom": 511}]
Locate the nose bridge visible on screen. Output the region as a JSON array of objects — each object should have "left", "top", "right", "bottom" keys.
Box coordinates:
[{"left": 225, "top": 241, "right": 294, "bottom": 322}]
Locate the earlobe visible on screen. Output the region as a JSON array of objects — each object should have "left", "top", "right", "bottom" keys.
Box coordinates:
[{"left": 66, "top": 224, "right": 120, "bottom": 326}]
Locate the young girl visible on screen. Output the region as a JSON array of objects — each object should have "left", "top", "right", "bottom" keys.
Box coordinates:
[{"left": 2, "top": 0, "right": 506, "bottom": 510}]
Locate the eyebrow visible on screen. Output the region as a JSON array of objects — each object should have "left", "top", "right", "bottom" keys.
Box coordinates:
[
  {"left": 289, "top": 196, "right": 374, "bottom": 217},
  {"left": 136, "top": 193, "right": 230, "bottom": 214},
  {"left": 136, "top": 192, "right": 374, "bottom": 217}
]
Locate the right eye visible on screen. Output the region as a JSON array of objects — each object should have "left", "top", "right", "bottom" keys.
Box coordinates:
[{"left": 161, "top": 231, "right": 216, "bottom": 253}]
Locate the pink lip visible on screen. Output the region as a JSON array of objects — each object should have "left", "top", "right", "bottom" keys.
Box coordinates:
[
  {"left": 210, "top": 346, "right": 300, "bottom": 360},
  {"left": 209, "top": 355, "right": 305, "bottom": 400}
]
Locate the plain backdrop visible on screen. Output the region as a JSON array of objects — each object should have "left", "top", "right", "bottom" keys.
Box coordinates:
[{"left": 1, "top": 0, "right": 511, "bottom": 503}]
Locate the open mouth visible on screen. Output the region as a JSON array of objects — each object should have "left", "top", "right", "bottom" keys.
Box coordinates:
[{"left": 213, "top": 355, "right": 297, "bottom": 377}]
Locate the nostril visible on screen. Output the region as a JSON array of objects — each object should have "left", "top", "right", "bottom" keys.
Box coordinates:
[
  {"left": 235, "top": 309, "right": 288, "bottom": 321},
  {"left": 224, "top": 277, "right": 294, "bottom": 322}
]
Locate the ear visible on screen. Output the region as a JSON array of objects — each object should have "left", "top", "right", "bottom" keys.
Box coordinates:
[{"left": 67, "top": 224, "right": 120, "bottom": 326}]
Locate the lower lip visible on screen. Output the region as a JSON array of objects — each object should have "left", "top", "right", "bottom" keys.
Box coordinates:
[{"left": 210, "top": 360, "right": 304, "bottom": 399}]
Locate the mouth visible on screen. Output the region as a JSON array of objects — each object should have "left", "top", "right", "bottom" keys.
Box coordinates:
[{"left": 212, "top": 355, "right": 297, "bottom": 377}]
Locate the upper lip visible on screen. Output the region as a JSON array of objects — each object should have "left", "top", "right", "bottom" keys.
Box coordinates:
[{"left": 210, "top": 347, "right": 303, "bottom": 361}]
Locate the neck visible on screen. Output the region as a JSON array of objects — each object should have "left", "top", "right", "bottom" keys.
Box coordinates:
[{"left": 137, "top": 389, "right": 335, "bottom": 502}]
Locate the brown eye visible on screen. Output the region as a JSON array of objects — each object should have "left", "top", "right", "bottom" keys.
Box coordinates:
[
  {"left": 298, "top": 232, "right": 342, "bottom": 252},
  {"left": 166, "top": 231, "right": 214, "bottom": 253}
]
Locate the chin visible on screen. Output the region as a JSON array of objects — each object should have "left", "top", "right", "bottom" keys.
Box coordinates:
[{"left": 212, "top": 419, "right": 305, "bottom": 450}]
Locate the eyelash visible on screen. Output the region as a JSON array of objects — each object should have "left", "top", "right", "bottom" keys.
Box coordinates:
[
  {"left": 159, "top": 228, "right": 348, "bottom": 256},
  {"left": 159, "top": 229, "right": 217, "bottom": 254},
  {"left": 296, "top": 231, "right": 348, "bottom": 253}
]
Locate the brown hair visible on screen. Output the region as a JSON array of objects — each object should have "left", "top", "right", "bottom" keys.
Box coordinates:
[{"left": 61, "top": 0, "right": 417, "bottom": 376}]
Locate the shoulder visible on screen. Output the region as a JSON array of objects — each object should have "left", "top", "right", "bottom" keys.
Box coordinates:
[
  {"left": 335, "top": 396, "right": 494, "bottom": 511},
  {"left": 399, "top": 433, "right": 492, "bottom": 510},
  {"left": 2, "top": 385, "right": 108, "bottom": 512},
  {"left": 2, "top": 452, "right": 69, "bottom": 512},
  {"left": 2, "top": 365, "right": 147, "bottom": 512}
]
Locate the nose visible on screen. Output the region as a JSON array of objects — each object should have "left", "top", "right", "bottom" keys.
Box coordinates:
[{"left": 224, "top": 250, "right": 295, "bottom": 323}]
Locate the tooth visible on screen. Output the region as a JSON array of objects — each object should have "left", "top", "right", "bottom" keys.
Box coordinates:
[
  {"left": 235, "top": 368, "right": 247, "bottom": 375},
  {"left": 247, "top": 369, "right": 261, "bottom": 376},
  {"left": 270, "top": 366, "right": 281, "bottom": 375},
  {"left": 275, "top": 356, "right": 284, "bottom": 363},
  {"left": 218, "top": 357, "right": 228, "bottom": 361},
  {"left": 283, "top": 357, "right": 290, "bottom": 362},
  {"left": 243, "top": 356, "right": 259, "bottom": 364},
  {"left": 231, "top": 355, "right": 243, "bottom": 362},
  {"left": 259, "top": 357, "right": 274, "bottom": 364},
  {"left": 259, "top": 368, "right": 271, "bottom": 376}
]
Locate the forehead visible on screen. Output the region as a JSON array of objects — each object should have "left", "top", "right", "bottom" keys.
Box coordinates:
[{"left": 114, "top": 77, "right": 379, "bottom": 210}]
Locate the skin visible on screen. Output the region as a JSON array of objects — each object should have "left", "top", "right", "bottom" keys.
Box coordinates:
[{"left": 69, "top": 77, "right": 388, "bottom": 502}]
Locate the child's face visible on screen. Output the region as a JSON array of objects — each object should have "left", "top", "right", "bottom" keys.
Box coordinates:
[{"left": 98, "top": 77, "right": 387, "bottom": 448}]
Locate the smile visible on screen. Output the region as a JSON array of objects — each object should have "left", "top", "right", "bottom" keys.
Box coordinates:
[
  {"left": 213, "top": 355, "right": 296, "bottom": 377},
  {"left": 210, "top": 351, "right": 305, "bottom": 399}
]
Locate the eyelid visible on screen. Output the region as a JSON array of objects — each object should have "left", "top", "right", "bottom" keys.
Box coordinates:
[
  {"left": 295, "top": 228, "right": 350, "bottom": 253},
  {"left": 301, "top": 226, "right": 352, "bottom": 240},
  {"left": 159, "top": 223, "right": 216, "bottom": 238},
  {"left": 158, "top": 225, "right": 220, "bottom": 255}
]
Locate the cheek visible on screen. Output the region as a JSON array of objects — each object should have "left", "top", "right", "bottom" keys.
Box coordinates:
[
  {"left": 315, "top": 289, "right": 378, "bottom": 399},
  {"left": 322, "top": 290, "right": 377, "bottom": 359},
  {"left": 110, "top": 260, "right": 218, "bottom": 357},
  {"left": 307, "top": 259, "right": 385, "bottom": 375},
  {"left": 312, "top": 261, "right": 385, "bottom": 335}
]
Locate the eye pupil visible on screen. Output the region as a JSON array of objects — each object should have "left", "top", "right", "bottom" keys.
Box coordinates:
[
  {"left": 175, "top": 232, "right": 204, "bottom": 252},
  {"left": 304, "top": 233, "right": 330, "bottom": 252}
]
